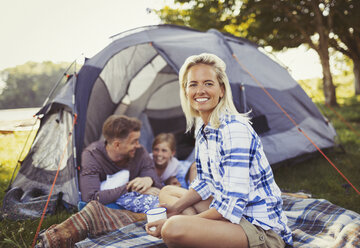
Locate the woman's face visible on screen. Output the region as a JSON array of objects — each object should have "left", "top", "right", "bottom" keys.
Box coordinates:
[
  {"left": 152, "top": 142, "right": 174, "bottom": 168},
  {"left": 186, "top": 64, "right": 224, "bottom": 124}
]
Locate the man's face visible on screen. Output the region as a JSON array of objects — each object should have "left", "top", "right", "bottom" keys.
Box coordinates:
[{"left": 115, "top": 131, "right": 141, "bottom": 159}]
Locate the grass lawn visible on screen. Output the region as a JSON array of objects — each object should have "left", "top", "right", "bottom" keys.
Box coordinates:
[
  {"left": 0, "top": 81, "right": 359, "bottom": 247},
  {"left": 0, "top": 130, "right": 73, "bottom": 248},
  {"left": 273, "top": 96, "right": 360, "bottom": 213}
]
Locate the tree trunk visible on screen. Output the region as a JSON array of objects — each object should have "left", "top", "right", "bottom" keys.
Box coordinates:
[
  {"left": 318, "top": 50, "right": 337, "bottom": 106},
  {"left": 353, "top": 58, "right": 360, "bottom": 95},
  {"left": 308, "top": 0, "right": 337, "bottom": 106}
]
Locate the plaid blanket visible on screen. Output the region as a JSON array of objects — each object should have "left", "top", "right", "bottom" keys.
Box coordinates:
[
  {"left": 75, "top": 221, "right": 166, "bottom": 248},
  {"left": 74, "top": 196, "right": 360, "bottom": 248},
  {"left": 282, "top": 195, "right": 360, "bottom": 247}
]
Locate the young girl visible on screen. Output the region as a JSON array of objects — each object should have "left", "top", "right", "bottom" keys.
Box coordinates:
[
  {"left": 150, "top": 133, "right": 181, "bottom": 186},
  {"left": 146, "top": 53, "right": 293, "bottom": 247},
  {"left": 151, "top": 132, "right": 197, "bottom": 188}
]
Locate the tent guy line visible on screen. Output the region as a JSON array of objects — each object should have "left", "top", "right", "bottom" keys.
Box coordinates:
[
  {"left": 324, "top": 102, "right": 360, "bottom": 138},
  {"left": 31, "top": 113, "right": 77, "bottom": 248},
  {"left": 232, "top": 54, "right": 360, "bottom": 195}
]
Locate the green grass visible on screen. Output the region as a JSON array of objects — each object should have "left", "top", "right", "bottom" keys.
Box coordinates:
[
  {"left": 273, "top": 74, "right": 360, "bottom": 213},
  {"left": 0, "top": 208, "right": 71, "bottom": 248},
  {"left": 273, "top": 97, "right": 360, "bottom": 212},
  {"left": 0, "top": 131, "right": 72, "bottom": 248},
  {"left": 0, "top": 75, "right": 359, "bottom": 247},
  {"left": 0, "top": 130, "right": 37, "bottom": 184}
]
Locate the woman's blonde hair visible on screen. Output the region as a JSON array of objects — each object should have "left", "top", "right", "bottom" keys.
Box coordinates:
[{"left": 179, "top": 53, "right": 248, "bottom": 131}]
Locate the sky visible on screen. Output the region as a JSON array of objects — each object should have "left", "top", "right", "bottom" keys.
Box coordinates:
[{"left": 0, "top": 0, "right": 323, "bottom": 80}]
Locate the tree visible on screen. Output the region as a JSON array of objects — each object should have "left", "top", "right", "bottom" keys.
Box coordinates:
[
  {"left": 0, "top": 61, "right": 74, "bottom": 109},
  {"left": 330, "top": 0, "right": 360, "bottom": 95},
  {"left": 239, "top": 0, "right": 338, "bottom": 105},
  {"left": 155, "top": 0, "right": 343, "bottom": 106},
  {"left": 155, "top": 1, "right": 249, "bottom": 35}
]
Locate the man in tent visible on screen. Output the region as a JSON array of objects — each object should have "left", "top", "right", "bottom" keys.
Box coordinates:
[{"left": 79, "top": 115, "right": 162, "bottom": 208}]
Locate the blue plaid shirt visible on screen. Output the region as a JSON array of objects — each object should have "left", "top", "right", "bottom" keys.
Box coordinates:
[{"left": 190, "top": 114, "right": 293, "bottom": 245}]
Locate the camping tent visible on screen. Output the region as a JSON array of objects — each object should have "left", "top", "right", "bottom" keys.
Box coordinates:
[{"left": 3, "top": 24, "right": 336, "bottom": 211}]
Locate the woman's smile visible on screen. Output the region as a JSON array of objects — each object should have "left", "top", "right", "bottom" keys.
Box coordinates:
[{"left": 195, "top": 97, "right": 209, "bottom": 102}]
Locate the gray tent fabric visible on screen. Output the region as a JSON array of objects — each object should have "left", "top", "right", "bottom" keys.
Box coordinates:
[{"left": 3, "top": 25, "right": 336, "bottom": 216}]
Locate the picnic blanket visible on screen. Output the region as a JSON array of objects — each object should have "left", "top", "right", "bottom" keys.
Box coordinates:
[
  {"left": 73, "top": 195, "right": 360, "bottom": 248},
  {"left": 75, "top": 221, "right": 166, "bottom": 248},
  {"left": 282, "top": 195, "right": 360, "bottom": 247}
]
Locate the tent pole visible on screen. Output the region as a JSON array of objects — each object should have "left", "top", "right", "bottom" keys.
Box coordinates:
[
  {"left": 41, "top": 59, "right": 77, "bottom": 109},
  {"left": 240, "top": 83, "right": 247, "bottom": 113},
  {"left": 72, "top": 71, "right": 80, "bottom": 206}
]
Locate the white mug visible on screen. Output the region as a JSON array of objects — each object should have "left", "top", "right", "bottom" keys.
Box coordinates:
[{"left": 145, "top": 207, "right": 167, "bottom": 231}]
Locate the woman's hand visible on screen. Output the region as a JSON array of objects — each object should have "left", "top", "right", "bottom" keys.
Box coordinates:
[
  {"left": 159, "top": 203, "right": 180, "bottom": 218},
  {"left": 145, "top": 219, "right": 167, "bottom": 238}
]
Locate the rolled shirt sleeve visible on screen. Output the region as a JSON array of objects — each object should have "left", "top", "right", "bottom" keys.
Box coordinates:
[{"left": 190, "top": 176, "right": 212, "bottom": 200}]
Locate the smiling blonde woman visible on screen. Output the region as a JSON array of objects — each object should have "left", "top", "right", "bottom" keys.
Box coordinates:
[{"left": 145, "top": 53, "right": 293, "bottom": 248}]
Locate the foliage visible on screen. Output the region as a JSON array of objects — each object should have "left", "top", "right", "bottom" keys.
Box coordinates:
[
  {"left": 330, "top": 0, "right": 360, "bottom": 57},
  {"left": 330, "top": 0, "right": 360, "bottom": 94},
  {"left": 0, "top": 61, "right": 77, "bottom": 109},
  {"left": 155, "top": 1, "right": 248, "bottom": 35},
  {"left": 155, "top": 1, "right": 250, "bottom": 36}
]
